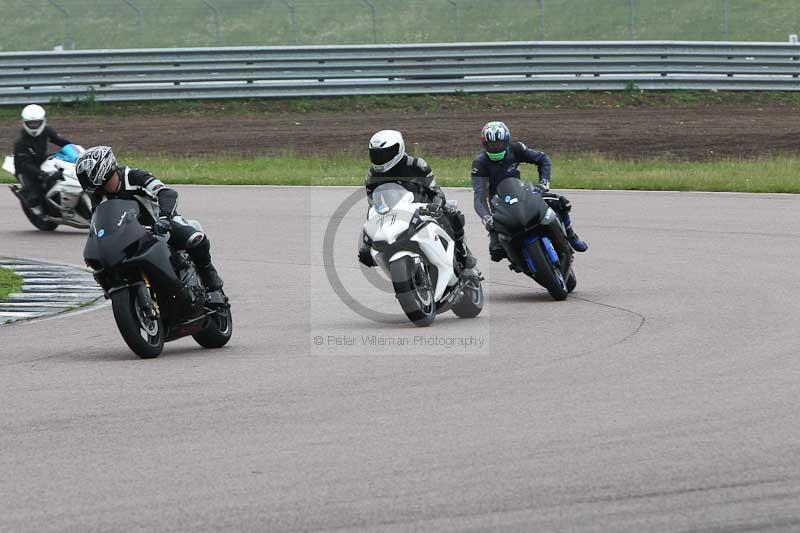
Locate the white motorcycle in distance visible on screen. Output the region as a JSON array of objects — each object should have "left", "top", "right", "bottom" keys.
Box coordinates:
[
  {"left": 362, "top": 183, "right": 484, "bottom": 327},
  {"left": 3, "top": 144, "right": 92, "bottom": 231}
]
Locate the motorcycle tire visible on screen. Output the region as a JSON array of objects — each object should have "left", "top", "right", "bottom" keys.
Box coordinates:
[
  {"left": 566, "top": 268, "right": 577, "bottom": 293},
  {"left": 389, "top": 256, "right": 436, "bottom": 327},
  {"left": 111, "top": 286, "right": 164, "bottom": 359},
  {"left": 193, "top": 305, "right": 233, "bottom": 349},
  {"left": 19, "top": 198, "right": 58, "bottom": 231},
  {"left": 452, "top": 280, "right": 484, "bottom": 318},
  {"left": 525, "top": 240, "right": 568, "bottom": 301}
]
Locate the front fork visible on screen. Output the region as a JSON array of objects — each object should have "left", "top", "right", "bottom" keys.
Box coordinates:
[
  {"left": 106, "top": 272, "right": 159, "bottom": 320},
  {"left": 137, "top": 273, "right": 159, "bottom": 320}
]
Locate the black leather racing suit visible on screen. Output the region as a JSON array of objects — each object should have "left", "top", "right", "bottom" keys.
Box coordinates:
[
  {"left": 82, "top": 167, "right": 219, "bottom": 279},
  {"left": 13, "top": 126, "right": 73, "bottom": 209},
  {"left": 359, "top": 154, "right": 468, "bottom": 266},
  {"left": 471, "top": 141, "right": 578, "bottom": 260}
]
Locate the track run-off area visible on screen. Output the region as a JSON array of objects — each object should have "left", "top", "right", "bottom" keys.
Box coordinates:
[{"left": 1, "top": 185, "right": 799, "bottom": 531}]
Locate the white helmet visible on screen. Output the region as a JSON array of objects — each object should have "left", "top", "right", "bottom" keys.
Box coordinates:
[
  {"left": 21, "top": 104, "right": 46, "bottom": 137},
  {"left": 368, "top": 130, "right": 405, "bottom": 173}
]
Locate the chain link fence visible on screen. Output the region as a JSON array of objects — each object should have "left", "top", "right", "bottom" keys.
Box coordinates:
[{"left": 3, "top": 0, "right": 799, "bottom": 51}]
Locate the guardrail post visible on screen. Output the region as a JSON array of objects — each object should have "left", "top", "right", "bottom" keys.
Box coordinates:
[
  {"left": 722, "top": 0, "right": 729, "bottom": 41},
  {"left": 47, "top": 0, "right": 74, "bottom": 50},
  {"left": 628, "top": 0, "right": 636, "bottom": 40},
  {"left": 537, "top": 0, "right": 545, "bottom": 40},
  {"left": 121, "top": 0, "right": 145, "bottom": 48},
  {"left": 201, "top": 0, "right": 222, "bottom": 46},
  {"left": 280, "top": 1, "right": 299, "bottom": 44},
  {"left": 448, "top": 1, "right": 461, "bottom": 42},
  {"left": 362, "top": 1, "right": 378, "bottom": 44}
]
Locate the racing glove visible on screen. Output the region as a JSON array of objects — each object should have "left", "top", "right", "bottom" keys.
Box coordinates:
[
  {"left": 482, "top": 215, "right": 495, "bottom": 231},
  {"left": 42, "top": 170, "right": 61, "bottom": 191},
  {"left": 154, "top": 216, "right": 172, "bottom": 235},
  {"left": 423, "top": 202, "right": 442, "bottom": 216}
]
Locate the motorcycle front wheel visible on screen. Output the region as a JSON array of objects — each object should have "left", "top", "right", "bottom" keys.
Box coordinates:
[
  {"left": 524, "top": 240, "right": 568, "bottom": 301},
  {"left": 111, "top": 285, "right": 164, "bottom": 359},
  {"left": 389, "top": 256, "right": 436, "bottom": 327}
]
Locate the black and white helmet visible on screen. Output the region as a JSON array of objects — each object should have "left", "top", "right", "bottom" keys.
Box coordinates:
[
  {"left": 368, "top": 130, "right": 405, "bottom": 172},
  {"left": 21, "top": 104, "right": 46, "bottom": 137},
  {"left": 75, "top": 146, "right": 118, "bottom": 193}
]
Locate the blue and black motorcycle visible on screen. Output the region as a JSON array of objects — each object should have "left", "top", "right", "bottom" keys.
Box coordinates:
[{"left": 490, "top": 178, "right": 576, "bottom": 301}]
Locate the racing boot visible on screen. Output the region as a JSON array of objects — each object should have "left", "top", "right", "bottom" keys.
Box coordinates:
[
  {"left": 489, "top": 245, "right": 506, "bottom": 262},
  {"left": 358, "top": 247, "right": 377, "bottom": 267},
  {"left": 25, "top": 190, "right": 45, "bottom": 217},
  {"left": 567, "top": 229, "right": 588, "bottom": 252},
  {"left": 197, "top": 261, "right": 224, "bottom": 291},
  {"left": 455, "top": 240, "right": 476, "bottom": 269},
  {"left": 188, "top": 236, "right": 224, "bottom": 291},
  {"left": 488, "top": 231, "right": 506, "bottom": 262},
  {"left": 447, "top": 208, "right": 476, "bottom": 269},
  {"left": 358, "top": 231, "right": 377, "bottom": 267},
  {"left": 562, "top": 214, "right": 588, "bottom": 252}
]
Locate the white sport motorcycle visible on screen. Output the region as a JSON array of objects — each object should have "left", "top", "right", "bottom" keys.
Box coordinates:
[
  {"left": 3, "top": 144, "right": 92, "bottom": 231},
  {"left": 362, "top": 183, "right": 484, "bottom": 326}
]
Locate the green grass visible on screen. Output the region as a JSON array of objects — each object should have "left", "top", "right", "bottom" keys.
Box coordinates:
[
  {"left": 0, "top": 267, "right": 22, "bottom": 302},
  {"left": 3, "top": 153, "right": 791, "bottom": 193},
  {"left": 2, "top": 91, "right": 800, "bottom": 120},
  {"left": 7, "top": 0, "right": 800, "bottom": 52}
]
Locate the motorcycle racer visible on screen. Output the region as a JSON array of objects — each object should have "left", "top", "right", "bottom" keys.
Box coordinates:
[
  {"left": 359, "top": 129, "right": 475, "bottom": 270},
  {"left": 471, "top": 121, "right": 588, "bottom": 262},
  {"left": 75, "top": 146, "right": 224, "bottom": 291},
  {"left": 13, "top": 104, "right": 74, "bottom": 215}
]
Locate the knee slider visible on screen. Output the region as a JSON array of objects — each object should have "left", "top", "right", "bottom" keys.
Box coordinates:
[{"left": 186, "top": 231, "right": 207, "bottom": 249}]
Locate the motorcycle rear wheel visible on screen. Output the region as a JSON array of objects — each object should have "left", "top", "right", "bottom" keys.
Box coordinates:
[
  {"left": 566, "top": 268, "right": 577, "bottom": 293},
  {"left": 452, "top": 280, "right": 484, "bottom": 318},
  {"left": 193, "top": 304, "right": 233, "bottom": 349},
  {"left": 111, "top": 286, "right": 164, "bottom": 359}
]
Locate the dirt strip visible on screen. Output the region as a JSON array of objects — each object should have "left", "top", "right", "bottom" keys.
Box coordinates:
[{"left": 1, "top": 106, "right": 799, "bottom": 160}]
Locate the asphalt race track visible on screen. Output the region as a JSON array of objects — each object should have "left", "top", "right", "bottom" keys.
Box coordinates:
[{"left": 1, "top": 186, "right": 800, "bottom": 532}]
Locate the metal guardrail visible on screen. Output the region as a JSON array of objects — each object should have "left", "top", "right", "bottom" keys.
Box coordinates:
[{"left": 1, "top": 41, "right": 798, "bottom": 104}]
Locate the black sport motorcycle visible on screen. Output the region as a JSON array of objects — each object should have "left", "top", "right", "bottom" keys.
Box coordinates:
[
  {"left": 84, "top": 199, "right": 232, "bottom": 358},
  {"left": 491, "top": 178, "right": 576, "bottom": 301}
]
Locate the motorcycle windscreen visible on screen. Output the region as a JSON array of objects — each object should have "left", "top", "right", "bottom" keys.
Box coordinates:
[
  {"left": 491, "top": 178, "right": 547, "bottom": 232},
  {"left": 52, "top": 144, "right": 84, "bottom": 163},
  {"left": 84, "top": 199, "right": 149, "bottom": 269},
  {"left": 371, "top": 183, "right": 414, "bottom": 215}
]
